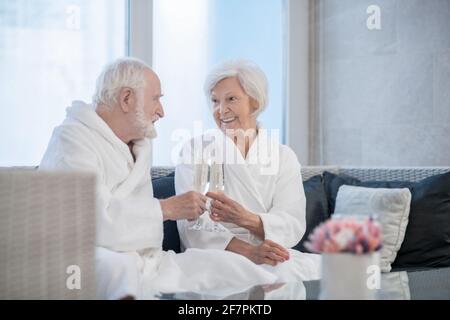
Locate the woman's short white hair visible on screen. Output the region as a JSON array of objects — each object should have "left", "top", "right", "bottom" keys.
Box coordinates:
[
  {"left": 204, "top": 60, "right": 269, "bottom": 116},
  {"left": 93, "top": 57, "right": 151, "bottom": 107}
]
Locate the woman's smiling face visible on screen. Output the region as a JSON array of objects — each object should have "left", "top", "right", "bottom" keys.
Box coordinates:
[{"left": 211, "top": 77, "right": 258, "bottom": 133}]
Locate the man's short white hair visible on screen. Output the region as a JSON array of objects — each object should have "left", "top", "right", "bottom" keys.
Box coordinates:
[
  {"left": 93, "top": 57, "right": 151, "bottom": 107},
  {"left": 204, "top": 60, "right": 269, "bottom": 116}
]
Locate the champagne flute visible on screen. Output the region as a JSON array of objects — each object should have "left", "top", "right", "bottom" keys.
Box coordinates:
[
  {"left": 206, "top": 162, "right": 226, "bottom": 233},
  {"left": 188, "top": 161, "right": 210, "bottom": 231}
]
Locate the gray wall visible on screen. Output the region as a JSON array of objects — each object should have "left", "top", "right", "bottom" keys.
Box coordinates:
[{"left": 312, "top": 0, "right": 450, "bottom": 166}]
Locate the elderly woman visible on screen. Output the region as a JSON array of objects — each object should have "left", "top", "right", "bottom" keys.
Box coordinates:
[{"left": 175, "top": 60, "right": 320, "bottom": 281}]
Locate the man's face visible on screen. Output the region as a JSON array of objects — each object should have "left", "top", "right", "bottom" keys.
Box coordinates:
[{"left": 133, "top": 70, "right": 165, "bottom": 139}]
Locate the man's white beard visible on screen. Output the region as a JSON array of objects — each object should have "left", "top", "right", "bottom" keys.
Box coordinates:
[
  {"left": 144, "top": 121, "right": 157, "bottom": 139},
  {"left": 135, "top": 103, "right": 157, "bottom": 139}
]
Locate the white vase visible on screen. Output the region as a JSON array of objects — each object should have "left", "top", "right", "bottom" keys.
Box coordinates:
[{"left": 320, "top": 252, "right": 381, "bottom": 300}]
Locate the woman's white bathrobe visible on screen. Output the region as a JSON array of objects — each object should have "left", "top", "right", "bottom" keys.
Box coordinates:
[
  {"left": 39, "top": 101, "right": 280, "bottom": 299},
  {"left": 175, "top": 132, "right": 321, "bottom": 282}
]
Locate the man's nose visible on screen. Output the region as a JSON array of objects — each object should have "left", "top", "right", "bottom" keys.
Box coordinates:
[{"left": 157, "top": 102, "right": 165, "bottom": 118}]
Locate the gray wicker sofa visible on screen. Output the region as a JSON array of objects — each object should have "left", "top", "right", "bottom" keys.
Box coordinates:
[
  {"left": 152, "top": 166, "right": 450, "bottom": 272},
  {"left": 151, "top": 165, "right": 450, "bottom": 182}
]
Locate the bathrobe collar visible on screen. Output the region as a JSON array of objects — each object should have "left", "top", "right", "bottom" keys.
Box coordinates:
[{"left": 66, "top": 100, "right": 151, "bottom": 167}]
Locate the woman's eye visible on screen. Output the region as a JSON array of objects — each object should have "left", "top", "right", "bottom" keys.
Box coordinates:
[{"left": 228, "top": 96, "right": 237, "bottom": 102}]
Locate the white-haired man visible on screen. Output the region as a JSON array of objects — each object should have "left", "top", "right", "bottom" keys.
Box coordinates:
[{"left": 39, "top": 58, "right": 277, "bottom": 299}]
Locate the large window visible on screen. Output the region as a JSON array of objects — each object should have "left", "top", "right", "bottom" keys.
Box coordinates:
[
  {"left": 152, "top": 0, "right": 285, "bottom": 165},
  {"left": 0, "top": 0, "right": 127, "bottom": 166},
  {"left": 1, "top": 0, "right": 286, "bottom": 167}
]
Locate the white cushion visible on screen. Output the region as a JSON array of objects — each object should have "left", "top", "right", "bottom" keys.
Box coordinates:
[{"left": 334, "top": 185, "right": 412, "bottom": 272}]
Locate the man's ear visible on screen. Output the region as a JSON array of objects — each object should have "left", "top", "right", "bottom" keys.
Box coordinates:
[{"left": 119, "top": 87, "right": 133, "bottom": 113}]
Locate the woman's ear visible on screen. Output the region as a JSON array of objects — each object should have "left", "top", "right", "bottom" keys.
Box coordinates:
[
  {"left": 119, "top": 87, "right": 133, "bottom": 113},
  {"left": 250, "top": 98, "right": 259, "bottom": 115}
]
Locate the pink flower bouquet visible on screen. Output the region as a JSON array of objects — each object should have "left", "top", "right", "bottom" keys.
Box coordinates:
[{"left": 305, "top": 216, "right": 382, "bottom": 255}]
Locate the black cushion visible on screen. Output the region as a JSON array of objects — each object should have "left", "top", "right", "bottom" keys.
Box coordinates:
[
  {"left": 322, "top": 171, "right": 450, "bottom": 268},
  {"left": 151, "top": 173, "right": 181, "bottom": 253},
  {"left": 393, "top": 172, "right": 450, "bottom": 268},
  {"left": 293, "top": 175, "right": 330, "bottom": 252}
]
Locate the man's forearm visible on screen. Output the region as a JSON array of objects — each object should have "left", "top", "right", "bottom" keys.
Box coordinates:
[{"left": 159, "top": 199, "right": 173, "bottom": 221}]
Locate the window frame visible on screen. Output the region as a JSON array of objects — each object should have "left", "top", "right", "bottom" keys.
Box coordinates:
[
  {"left": 284, "top": 0, "right": 311, "bottom": 165},
  {"left": 127, "top": 0, "right": 310, "bottom": 164},
  {"left": 127, "top": 0, "right": 153, "bottom": 66}
]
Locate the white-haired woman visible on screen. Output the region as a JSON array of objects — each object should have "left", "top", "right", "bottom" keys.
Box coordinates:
[{"left": 175, "top": 60, "right": 321, "bottom": 282}]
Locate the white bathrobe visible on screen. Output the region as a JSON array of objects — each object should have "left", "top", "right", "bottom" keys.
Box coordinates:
[
  {"left": 39, "top": 101, "right": 280, "bottom": 299},
  {"left": 175, "top": 131, "right": 321, "bottom": 282}
]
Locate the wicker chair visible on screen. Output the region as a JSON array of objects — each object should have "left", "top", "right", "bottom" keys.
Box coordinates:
[{"left": 0, "top": 170, "right": 96, "bottom": 299}]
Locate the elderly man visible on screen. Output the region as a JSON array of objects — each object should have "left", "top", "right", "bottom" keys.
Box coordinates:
[{"left": 39, "top": 58, "right": 276, "bottom": 299}]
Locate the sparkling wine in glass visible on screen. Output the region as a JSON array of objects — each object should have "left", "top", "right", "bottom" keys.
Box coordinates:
[
  {"left": 207, "top": 162, "right": 226, "bottom": 233},
  {"left": 188, "top": 162, "right": 210, "bottom": 231}
]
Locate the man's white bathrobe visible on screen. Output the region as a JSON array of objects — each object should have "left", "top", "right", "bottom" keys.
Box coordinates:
[
  {"left": 39, "top": 101, "right": 281, "bottom": 299},
  {"left": 175, "top": 131, "right": 321, "bottom": 282}
]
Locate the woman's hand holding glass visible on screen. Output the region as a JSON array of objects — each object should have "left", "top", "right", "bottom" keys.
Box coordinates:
[{"left": 206, "top": 192, "right": 254, "bottom": 226}]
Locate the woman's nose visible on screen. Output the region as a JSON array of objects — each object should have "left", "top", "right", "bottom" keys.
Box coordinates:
[{"left": 219, "top": 102, "right": 229, "bottom": 115}]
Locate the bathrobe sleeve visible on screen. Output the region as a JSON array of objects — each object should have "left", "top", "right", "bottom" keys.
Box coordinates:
[
  {"left": 174, "top": 142, "right": 235, "bottom": 251},
  {"left": 40, "top": 127, "right": 163, "bottom": 252},
  {"left": 256, "top": 146, "right": 306, "bottom": 249}
]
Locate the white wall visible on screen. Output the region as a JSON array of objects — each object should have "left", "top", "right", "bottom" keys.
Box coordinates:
[{"left": 312, "top": 0, "right": 450, "bottom": 166}]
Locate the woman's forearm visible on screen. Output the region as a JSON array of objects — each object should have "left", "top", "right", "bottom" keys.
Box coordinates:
[
  {"left": 225, "top": 237, "right": 253, "bottom": 258},
  {"left": 240, "top": 212, "right": 265, "bottom": 240},
  {"left": 226, "top": 237, "right": 288, "bottom": 266}
]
